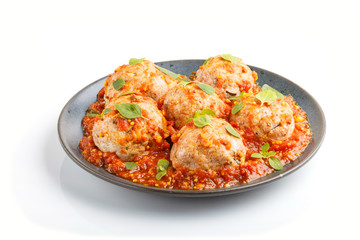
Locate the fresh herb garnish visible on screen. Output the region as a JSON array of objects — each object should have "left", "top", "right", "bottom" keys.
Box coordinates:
[
  {"left": 261, "top": 84, "right": 284, "bottom": 99},
  {"left": 197, "top": 83, "right": 215, "bottom": 95},
  {"left": 125, "top": 162, "right": 138, "bottom": 170},
  {"left": 268, "top": 158, "right": 283, "bottom": 170},
  {"left": 129, "top": 57, "right": 145, "bottom": 65},
  {"left": 225, "top": 125, "right": 240, "bottom": 138},
  {"left": 156, "top": 159, "right": 169, "bottom": 180},
  {"left": 255, "top": 90, "right": 277, "bottom": 105},
  {"left": 179, "top": 81, "right": 192, "bottom": 86},
  {"left": 113, "top": 78, "right": 125, "bottom": 90},
  {"left": 86, "top": 113, "right": 100, "bottom": 117},
  {"left": 119, "top": 91, "right": 135, "bottom": 96},
  {"left": 203, "top": 57, "right": 212, "bottom": 66},
  {"left": 103, "top": 108, "right": 111, "bottom": 114},
  {"left": 199, "top": 108, "right": 216, "bottom": 117},
  {"left": 155, "top": 65, "right": 180, "bottom": 79},
  {"left": 193, "top": 115, "right": 211, "bottom": 127},
  {"left": 231, "top": 102, "right": 243, "bottom": 115},
  {"left": 221, "top": 54, "right": 239, "bottom": 63},
  {"left": 251, "top": 143, "right": 283, "bottom": 170},
  {"left": 228, "top": 91, "right": 246, "bottom": 101},
  {"left": 186, "top": 109, "right": 215, "bottom": 124},
  {"left": 114, "top": 103, "right": 142, "bottom": 119}
]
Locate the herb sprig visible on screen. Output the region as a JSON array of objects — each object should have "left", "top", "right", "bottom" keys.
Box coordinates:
[
  {"left": 251, "top": 143, "right": 283, "bottom": 170},
  {"left": 114, "top": 103, "right": 142, "bottom": 119},
  {"left": 186, "top": 109, "right": 215, "bottom": 127},
  {"left": 156, "top": 159, "right": 169, "bottom": 180}
]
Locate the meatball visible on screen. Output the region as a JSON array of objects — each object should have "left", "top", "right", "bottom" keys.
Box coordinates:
[
  {"left": 195, "top": 55, "right": 258, "bottom": 98},
  {"left": 229, "top": 95, "right": 295, "bottom": 141},
  {"left": 92, "top": 94, "right": 169, "bottom": 161},
  {"left": 161, "top": 81, "right": 230, "bottom": 129},
  {"left": 104, "top": 60, "right": 177, "bottom": 103},
  {"left": 170, "top": 117, "right": 247, "bottom": 171}
]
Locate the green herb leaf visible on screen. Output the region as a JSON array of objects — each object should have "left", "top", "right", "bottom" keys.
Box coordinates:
[
  {"left": 185, "top": 118, "right": 193, "bottom": 124},
  {"left": 251, "top": 153, "right": 264, "bottom": 158},
  {"left": 228, "top": 91, "right": 246, "bottom": 101},
  {"left": 269, "top": 157, "right": 283, "bottom": 170},
  {"left": 193, "top": 111, "right": 201, "bottom": 118},
  {"left": 103, "top": 108, "right": 111, "bottom": 114},
  {"left": 86, "top": 113, "right": 100, "bottom": 117},
  {"left": 125, "top": 162, "right": 138, "bottom": 170},
  {"left": 225, "top": 125, "right": 241, "bottom": 138},
  {"left": 179, "top": 81, "right": 191, "bottom": 86},
  {"left": 157, "top": 159, "right": 169, "bottom": 172},
  {"left": 262, "top": 84, "right": 284, "bottom": 99},
  {"left": 119, "top": 91, "right": 135, "bottom": 96},
  {"left": 178, "top": 77, "right": 190, "bottom": 82},
  {"left": 200, "top": 108, "right": 216, "bottom": 117},
  {"left": 267, "top": 151, "right": 276, "bottom": 157},
  {"left": 261, "top": 142, "right": 270, "bottom": 154},
  {"left": 203, "top": 57, "right": 212, "bottom": 66},
  {"left": 156, "top": 171, "right": 167, "bottom": 180},
  {"left": 129, "top": 57, "right": 145, "bottom": 65},
  {"left": 156, "top": 159, "right": 169, "bottom": 180},
  {"left": 193, "top": 115, "right": 211, "bottom": 127},
  {"left": 221, "top": 54, "right": 239, "bottom": 63},
  {"left": 255, "top": 90, "right": 277, "bottom": 105},
  {"left": 114, "top": 103, "right": 142, "bottom": 119},
  {"left": 231, "top": 102, "right": 243, "bottom": 115},
  {"left": 113, "top": 78, "right": 125, "bottom": 90},
  {"left": 197, "top": 83, "right": 215, "bottom": 95},
  {"left": 155, "top": 65, "right": 180, "bottom": 79}
]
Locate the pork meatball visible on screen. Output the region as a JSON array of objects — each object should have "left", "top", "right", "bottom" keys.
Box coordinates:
[
  {"left": 170, "top": 117, "right": 247, "bottom": 171},
  {"left": 195, "top": 55, "right": 258, "bottom": 98},
  {"left": 161, "top": 81, "right": 230, "bottom": 129},
  {"left": 229, "top": 95, "right": 295, "bottom": 141},
  {"left": 104, "top": 60, "right": 177, "bottom": 103},
  {"left": 92, "top": 94, "right": 169, "bottom": 161}
]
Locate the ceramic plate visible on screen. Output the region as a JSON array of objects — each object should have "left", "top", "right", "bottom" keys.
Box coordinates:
[{"left": 58, "top": 60, "right": 326, "bottom": 197}]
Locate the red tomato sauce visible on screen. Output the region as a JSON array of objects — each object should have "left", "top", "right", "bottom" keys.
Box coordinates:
[{"left": 79, "top": 87, "right": 311, "bottom": 190}]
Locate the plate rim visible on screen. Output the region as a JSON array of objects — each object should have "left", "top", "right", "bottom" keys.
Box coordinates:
[{"left": 58, "top": 59, "right": 326, "bottom": 197}]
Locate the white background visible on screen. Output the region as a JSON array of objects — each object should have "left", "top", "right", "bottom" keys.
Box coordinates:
[{"left": 1, "top": 0, "right": 359, "bottom": 239}]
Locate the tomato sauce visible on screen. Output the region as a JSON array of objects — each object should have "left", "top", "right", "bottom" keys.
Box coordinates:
[{"left": 79, "top": 87, "right": 312, "bottom": 190}]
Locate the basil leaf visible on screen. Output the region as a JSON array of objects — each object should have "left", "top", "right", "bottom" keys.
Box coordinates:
[
  {"left": 256, "top": 90, "right": 277, "bottom": 105},
  {"left": 156, "top": 171, "right": 167, "bottom": 180},
  {"left": 178, "top": 77, "right": 190, "bottom": 82},
  {"left": 231, "top": 102, "right": 243, "bottom": 115},
  {"left": 225, "top": 125, "right": 240, "bottom": 138},
  {"left": 261, "top": 142, "right": 270, "bottom": 154},
  {"left": 179, "top": 81, "right": 191, "bottom": 86},
  {"left": 103, "top": 108, "right": 111, "bottom": 114},
  {"left": 228, "top": 91, "right": 246, "bottom": 101},
  {"left": 113, "top": 78, "right": 125, "bottom": 90},
  {"left": 114, "top": 103, "right": 142, "bottom": 119},
  {"left": 155, "top": 65, "right": 180, "bottom": 79},
  {"left": 193, "top": 111, "right": 201, "bottom": 118},
  {"left": 251, "top": 153, "right": 264, "bottom": 158},
  {"left": 262, "top": 84, "right": 284, "bottom": 99},
  {"left": 267, "top": 151, "right": 276, "bottom": 157},
  {"left": 193, "top": 115, "right": 211, "bottom": 127},
  {"left": 86, "top": 113, "right": 100, "bottom": 117},
  {"left": 200, "top": 108, "right": 216, "bottom": 117},
  {"left": 129, "top": 57, "right": 145, "bottom": 65},
  {"left": 157, "top": 159, "right": 169, "bottom": 172},
  {"left": 221, "top": 54, "right": 239, "bottom": 63},
  {"left": 269, "top": 157, "right": 283, "bottom": 170},
  {"left": 202, "top": 57, "right": 212, "bottom": 66},
  {"left": 125, "top": 162, "right": 138, "bottom": 170},
  {"left": 185, "top": 118, "right": 193, "bottom": 124},
  {"left": 119, "top": 91, "right": 135, "bottom": 96},
  {"left": 197, "top": 83, "right": 215, "bottom": 95}
]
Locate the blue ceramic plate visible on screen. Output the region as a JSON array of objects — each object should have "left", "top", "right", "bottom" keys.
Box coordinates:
[{"left": 58, "top": 60, "right": 326, "bottom": 197}]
